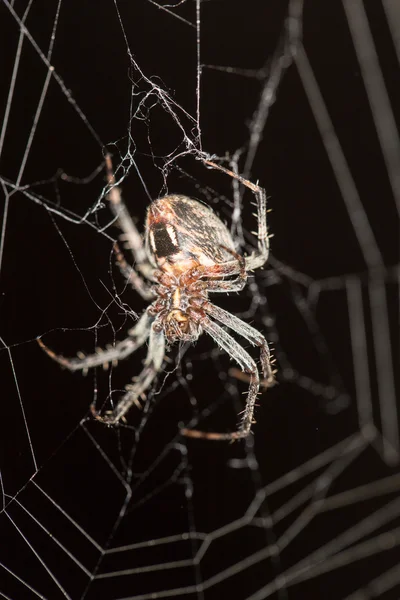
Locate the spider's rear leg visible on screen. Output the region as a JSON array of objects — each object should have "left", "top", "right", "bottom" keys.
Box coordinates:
[
  {"left": 203, "top": 246, "right": 248, "bottom": 294},
  {"left": 104, "top": 154, "right": 154, "bottom": 281},
  {"left": 203, "top": 159, "right": 269, "bottom": 270},
  {"left": 113, "top": 242, "right": 156, "bottom": 301}
]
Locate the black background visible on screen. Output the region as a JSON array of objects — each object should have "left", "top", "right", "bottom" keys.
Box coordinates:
[{"left": 0, "top": 1, "right": 399, "bottom": 599}]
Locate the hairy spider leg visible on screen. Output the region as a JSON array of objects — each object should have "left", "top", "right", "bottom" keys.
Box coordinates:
[
  {"left": 178, "top": 245, "right": 247, "bottom": 293},
  {"left": 105, "top": 155, "right": 156, "bottom": 297},
  {"left": 204, "top": 159, "right": 269, "bottom": 271},
  {"left": 91, "top": 321, "right": 165, "bottom": 424},
  {"left": 113, "top": 242, "right": 156, "bottom": 301},
  {"left": 37, "top": 311, "right": 152, "bottom": 373},
  {"left": 204, "top": 303, "right": 275, "bottom": 384},
  {"left": 181, "top": 316, "right": 260, "bottom": 440},
  {"left": 203, "top": 246, "right": 248, "bottom": 292}
]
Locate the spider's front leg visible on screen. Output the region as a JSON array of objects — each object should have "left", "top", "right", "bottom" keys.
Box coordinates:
[
  {"left": 37, "top": 311, "right": 152, "bottom": 374},
  {"left": 182, "top": 316, "right": 260, "bottom": 441},
  {"left": 91, "top": 321, "right": 165, "bottom": 425},
  {"left": 204, "top": 303, "right": 275, "bottom": 386}
]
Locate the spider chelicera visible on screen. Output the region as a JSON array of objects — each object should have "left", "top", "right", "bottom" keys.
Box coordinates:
[{"left": 38, "top": 155, "right": 275, "bottom": 440}]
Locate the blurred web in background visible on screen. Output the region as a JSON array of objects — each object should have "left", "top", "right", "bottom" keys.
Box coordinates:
[{"left": 0, "top": 0, "right": 399, "bottom": 598}]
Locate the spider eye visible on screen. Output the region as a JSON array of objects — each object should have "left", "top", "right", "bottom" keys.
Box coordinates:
[
  {"left": 165, "top": 309, "right": 190, "bottom": 338},
  {"left": 150, "top": 223, "right": 179, "bottom": 258}
]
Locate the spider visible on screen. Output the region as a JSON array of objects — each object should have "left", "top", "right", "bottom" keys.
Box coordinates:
[{"left": 38, "top": 155, "right": 275, "bottom": 440}]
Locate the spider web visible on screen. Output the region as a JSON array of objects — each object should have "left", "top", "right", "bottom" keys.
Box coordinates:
[{"left": 0, "top": 0, "right": 399, "bottom": 598}]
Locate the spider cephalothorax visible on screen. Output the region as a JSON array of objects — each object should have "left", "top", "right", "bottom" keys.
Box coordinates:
[
  {"left": 38, "top": 156, "right": 275, "bottom": 440},
  {"left": 149, "top": 269, "right": 208, "bottom": 343}
]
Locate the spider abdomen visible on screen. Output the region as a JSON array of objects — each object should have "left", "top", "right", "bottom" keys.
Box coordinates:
[{"left": 145, "top": 195, "right": 236, "bottom": 276}]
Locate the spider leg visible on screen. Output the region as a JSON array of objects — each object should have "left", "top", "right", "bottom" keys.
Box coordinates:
[
  {"left": 113, "top": 242, "right": 156, "bottom": 301},
  {"left": 91, "top": 322, "right": 165, "bottom": 425},
  {"left": 204, "top": 159, "right": 269, "bottom": 271},
  {"left": 206, "top": 278, "right": 246, "bottom": 293},
  {"left": 206, "top": 245, "right": 247, "bottom": 292},
  {"left": 37, "top": 311, "right": 152, "bottom": 373},
  {"left": 184, "top": 245, "right": 247, "bottom": 292},
  {"left": 205, "top": 262, "right": 246, "bottom": 290},
  {"left": 204, "top": 303, "right": 275, "bottom": 385},
  {"left": 105, "top": 154, "right": 155, "bottom": 281},
  {"left": 181, "top": 316, "right": 259, "bottom": 441}
]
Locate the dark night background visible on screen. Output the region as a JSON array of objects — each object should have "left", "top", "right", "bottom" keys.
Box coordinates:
[{"left": 0, "top": 1, "right": 399, "bottom": 599}]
